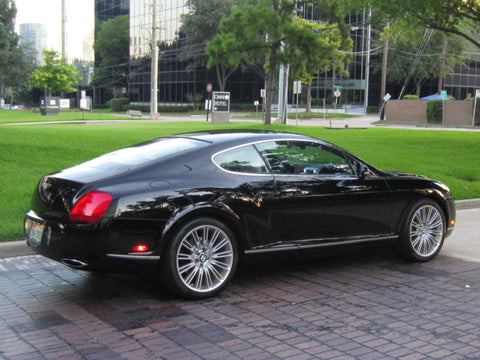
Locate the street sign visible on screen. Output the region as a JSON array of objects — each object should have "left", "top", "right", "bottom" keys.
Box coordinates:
[
  {"left": 334, "top": 85, "right": 343, "bottom": 89},
  {"left": 334, "top": 90, "right": 341, "bottom": 98},
  {"left": 212, "top": 91, "right": 230, "bottom": 113},
  {"left": 476, "top": 89, "right": 480, "bottom": 98},
  {"left": 384, "top": 93, "right": 391, "bottom": 101},
  {"left": 441, "top": 90, "right": 447, "bottom": 99},
  {"left": 293, "top": 81, "right": 302, "bottom": 95},
  {"left": 260, "top": 89, "right": 266, "bottom": 98}
]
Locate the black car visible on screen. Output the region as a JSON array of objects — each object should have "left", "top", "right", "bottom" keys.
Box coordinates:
[{"left": 25, "top": 130, "right": 456, "bottom": 298}]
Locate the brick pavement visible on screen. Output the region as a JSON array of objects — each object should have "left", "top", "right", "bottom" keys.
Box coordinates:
[{"left": 1, "top": 246, "right": 480, "bottom": 360}]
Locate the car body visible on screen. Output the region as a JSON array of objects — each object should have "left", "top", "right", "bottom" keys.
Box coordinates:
[{"left": 25, "top": 130, "right": 456, "bottom": 298}]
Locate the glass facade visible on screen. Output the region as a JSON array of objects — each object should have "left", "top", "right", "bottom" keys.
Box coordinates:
[
  {"left": 96, "top": 1, "right": 372, "bottom": 108},
  {"left": 445, "top": 52, "right": 480, "bottom": 99},
  {"left": 19, "top": 23, "right": 48, "bottom": 64},
  {"left": 96, "top": 0, "right": 129, "bottom": 21}
]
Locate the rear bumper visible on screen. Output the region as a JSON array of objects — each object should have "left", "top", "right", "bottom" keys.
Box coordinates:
[{"left": 24, "top": 210, "right": 163, "bottom": 274}]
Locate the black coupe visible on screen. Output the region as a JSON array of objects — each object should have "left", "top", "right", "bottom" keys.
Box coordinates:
[{"left": 25, "top": 130, "right": 456, "bottom": 298}]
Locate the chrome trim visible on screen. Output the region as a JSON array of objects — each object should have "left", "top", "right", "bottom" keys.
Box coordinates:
[
  {"left": 61, "top": 259, "right": 89, "bottom": 268},
  {"left": 106, "top": 253, "right": 160, "bottom": 261},
  {"left": 211, "top": 137, "right": 319, "bottom": 176},
  {"left": 245, "top": 235, "right": 398, "bottom": 254}
]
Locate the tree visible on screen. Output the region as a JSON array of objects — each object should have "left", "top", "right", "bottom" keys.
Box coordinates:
[
  {"left": 371, "top": 24, "right": 468, "bottom": 97},
  {"left": 31, "top": 50, "right": 80, "bottom": 96},
  {"left": 0, "top": 0, "right": 19, "bottom": 98},
  {"left": 290, "top": 18, "right": 352, "bottom": 112},
  {"left": 346, "top": 0, "right": 480, "bottom": 48},
  {"left": 207, "top": 0, "right": 349, "bottom": 124},
  {"left": 92, "top": 15, "right": 129, "bottom": 98},
  {"left": 0, "top": 43, "right": 36, "bottom": 105},
  {"left": 179, "top": 0, "right": 243, "bottom": 91}
]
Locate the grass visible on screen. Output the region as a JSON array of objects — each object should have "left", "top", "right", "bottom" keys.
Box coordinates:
[
  {"left": 0, "top": 109, "right": 134, "bottom": 123},
  {"left": 1, "top": 120, "right": 479, "bottom": 241},
  {"left": 238, "top": 112, "right": 358, "bottom": 119}
]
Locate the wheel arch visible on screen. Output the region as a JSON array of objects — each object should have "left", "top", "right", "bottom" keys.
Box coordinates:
[
  {"left": 157, "top": 205, "right": 249, "bottom": 258},
  {"left": 395, "top": 190, "right": 451, "bottom": 234}
]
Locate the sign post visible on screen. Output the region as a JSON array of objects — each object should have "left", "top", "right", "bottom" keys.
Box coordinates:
[
  {"left": 473, "top": 89, "right": 480, "bottom": 126},
  {"left": 206, "top": 83, "right": 212, "bottom": 122},
  {"left": 441, "top": 90, "right": 447, "bottom": 125},
  {"left": 293, "top": 81, "right": 301, "bottom": 125}
]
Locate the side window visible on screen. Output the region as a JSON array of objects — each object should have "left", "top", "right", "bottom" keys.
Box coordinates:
[
  {"left": 214, "top": 145, "right": 268, "bottom": 174},
  {"left": 256, "top": 141, "right": 353, "bottom": 175}
]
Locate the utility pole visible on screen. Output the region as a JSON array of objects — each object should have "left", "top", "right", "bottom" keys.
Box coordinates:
[
  {"left": 62, "top": 0, "right": 67, "bottom": 60},
  {"left": 150, "top": 0, "right": 159, "bottom": 118},
  {"left": 380, "top": 22, "right": 389, "bottom": 104},
  {"left": 364, "top": 7, "right": 372, "bottom": 114}
]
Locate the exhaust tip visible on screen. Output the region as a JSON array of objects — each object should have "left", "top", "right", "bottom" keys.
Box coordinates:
[{"left": 61, "top": 258, "right": 89, "bottom": 269}]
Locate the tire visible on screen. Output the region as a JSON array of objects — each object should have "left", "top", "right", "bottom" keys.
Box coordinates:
[
  {"left": 397, "top": 199, "right": 446, "bottom": 262},
  {"left": 162, "top": 217, "right": 238, "bottom": 299}
]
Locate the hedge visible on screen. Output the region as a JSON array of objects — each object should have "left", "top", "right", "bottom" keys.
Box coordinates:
[
  {"left": 110, "top": 98, "right": 129, "bottom": 112},
  {"left": 426, "top": 100, "right": 443, "bottom": 124}
]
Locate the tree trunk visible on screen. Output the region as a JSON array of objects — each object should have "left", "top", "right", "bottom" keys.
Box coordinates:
[
  {"left": 216, "top": 64, "right": 226, "bottom": 91},
  {"left": 306, "top": 82, "right": 312, "bottom": 113},
  {"left": 437, "top": 35, "right": 448, "bottom": 94},
  {"left": 264, "top": 44, "right": 279, "bottom": 125}
]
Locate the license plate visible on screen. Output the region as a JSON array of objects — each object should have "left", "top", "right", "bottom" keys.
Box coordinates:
[{"left": 28, "top": 221, "right": 44, "bottom": 246}]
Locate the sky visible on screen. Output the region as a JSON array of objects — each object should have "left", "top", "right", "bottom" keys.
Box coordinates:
[{"left": 14, "top": 0, "right": 94, "bottom": 61}]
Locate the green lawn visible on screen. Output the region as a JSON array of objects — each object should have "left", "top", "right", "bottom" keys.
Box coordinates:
[
  {"left": 1, "top": 120, "right": 479, "bottom": 241},
  {"left": 0, "top": 109, "right": 134, "bottom": 123}
]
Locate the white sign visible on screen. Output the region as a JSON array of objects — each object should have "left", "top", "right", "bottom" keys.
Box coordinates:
[
  {"left": 205, "top": 99, "right": 212, "bottom": 111},
  {"left": 476, "top": 89, "right": 480, "bottom": 98},
  {"left": 260, "top": 89, "right": 266, "bottom": 98},
  {"left": 293, "top": 81, "right": 302, "bottom": 95},
  {"left": 334, "top": 90, "right": 341, "bottom": 98},
  {"left": 384, "top": 93, "right": 392, "bottom": 101},
  {"left": 212, "top": 91, "right": 230, "bottom": 113}
]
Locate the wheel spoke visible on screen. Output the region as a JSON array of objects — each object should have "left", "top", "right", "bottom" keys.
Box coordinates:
[
  {"left": 409, "top": 204, "right": 444, "bottom": 257},
  {"left": 176, "top": 223, "right": 234, "bottom": 293}
]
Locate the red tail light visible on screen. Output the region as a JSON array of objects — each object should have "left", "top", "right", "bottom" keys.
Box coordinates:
[{"left": 70, "top": 191, "right": 112, "bottom": 223}]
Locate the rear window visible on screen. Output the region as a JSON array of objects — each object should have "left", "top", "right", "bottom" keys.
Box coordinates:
[{"left": 84, "top": 138, "right": 204, "bottom": 167}]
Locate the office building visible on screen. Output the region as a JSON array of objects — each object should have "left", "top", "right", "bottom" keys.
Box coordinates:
[{"left": 19, "top": 23, "right": 48, "bottom": 64}]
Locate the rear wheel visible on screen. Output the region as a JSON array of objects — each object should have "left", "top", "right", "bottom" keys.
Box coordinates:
[
  {"left": 397, "top": 200, "right": 445, "bottom": 262},
  {"left": 162, "top": 218, "right": 238, "bottom": 299}
]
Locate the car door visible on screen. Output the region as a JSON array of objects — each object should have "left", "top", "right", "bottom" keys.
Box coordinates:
[{"left": 256, "top": 140, "right": 395, "bottom": 246}]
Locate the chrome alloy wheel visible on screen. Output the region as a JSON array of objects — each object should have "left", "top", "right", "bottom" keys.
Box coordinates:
[
  {"left": 409, "top": 204, "right": 444, "bottom": 257},
  {"left": 176, "top": 224, "right": 234, "bottom": 293}
]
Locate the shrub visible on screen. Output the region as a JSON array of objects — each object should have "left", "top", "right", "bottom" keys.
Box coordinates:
[
  {"left": 123, "top": 104, "right": 193, "bottom": 113},
  {"left": 426, "top": 100, "right": 443, "bottom": 124},
  {"left": 110, "top": 98, "right": 129, "bottom": 112},
  {"left": 403, "top": 95, "right": 419, "bottom": 100}
]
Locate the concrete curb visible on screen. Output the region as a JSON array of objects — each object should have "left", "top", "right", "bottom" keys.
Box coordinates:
[{"left": 2, "top": 199, "right": 478, "bottom": 260}]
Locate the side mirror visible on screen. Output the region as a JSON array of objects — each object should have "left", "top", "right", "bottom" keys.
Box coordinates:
[{"left": 356, "top": 162, "right": 368, "bottom": 179}]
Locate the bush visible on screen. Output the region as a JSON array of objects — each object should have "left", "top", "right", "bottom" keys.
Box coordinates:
[
  {"left": 426, "top": 100, "right": 443, "bottom": 124},
  {"left": 403, "top": 95, "right": 419, "bottom": 100},
  {"left": 110, "top": 98, "right": 129, "bottom": 112},
  {"left": 122, "top": 104, "right": 193, "bottom": 113}
]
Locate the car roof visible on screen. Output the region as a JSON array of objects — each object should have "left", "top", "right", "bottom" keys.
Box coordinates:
[{"left": 167, "top": 130, "right": 319, "bottom": 147}]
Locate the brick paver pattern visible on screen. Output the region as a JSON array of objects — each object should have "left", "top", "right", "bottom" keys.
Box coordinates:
[{"left": 1, "top": 247, "right": 480, "bottom": 360}]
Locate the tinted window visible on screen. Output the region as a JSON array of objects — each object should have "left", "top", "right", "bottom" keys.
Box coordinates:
[
  {"left": 256, "top": 141, "right": 353, "bottom": 175},
  {"left": 215, "top": 145, "right": 268, "bottom": 174}
]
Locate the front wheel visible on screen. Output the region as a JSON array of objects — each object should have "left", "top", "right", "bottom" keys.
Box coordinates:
[
  {"left": 162, "top": 218, "right": 238, "bottom": 299},
  {"left": 397, "top": 199, "right": 446, "bottom": 262}
]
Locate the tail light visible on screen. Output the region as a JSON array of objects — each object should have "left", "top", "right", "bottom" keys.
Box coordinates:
[{"left": 70, "top": 191, "right": 112, "bottom": 223}]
